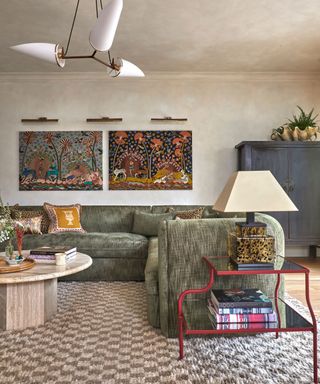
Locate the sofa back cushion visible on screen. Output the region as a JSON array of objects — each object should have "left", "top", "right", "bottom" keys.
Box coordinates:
[
  {"left": 80, "top": 206, "right": 151, "bottom": 232},
  {"left": 152, "top": 205, "right": 245, "bottom": 219},
  {"left": 152, "top": 205, "right": 202, "bottom": 214},
  {"left": 132, "top": 211, "right": 174, "bottom": 236},
  {"left": 11, "top": 205, "right": 152, "bottom": 233}
]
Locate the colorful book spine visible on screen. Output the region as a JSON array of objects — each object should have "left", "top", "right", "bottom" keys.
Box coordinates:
[
  {"left": 208, "top": 304, "right": 277, "bottom": 323},
  {"left": 29, "top": 253, "right": 77, "bottom": 263},
  {"left": 209, "top": 318, "right": 278, "bottom": 330},
  {"left": 30, "top": 248, "right": 76, "bottom": 256}
]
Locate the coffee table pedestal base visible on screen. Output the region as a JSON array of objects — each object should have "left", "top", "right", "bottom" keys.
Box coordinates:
[{"left": 0, "top": 279, "right": 57, "bottom": 331}]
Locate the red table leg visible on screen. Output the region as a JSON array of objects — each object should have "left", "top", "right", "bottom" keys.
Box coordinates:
[
  {"left": 304, "top": 272, "right": 318, "bottom": 384},
  {"left": 177, "top": 264, "right": 215, "bottom": 360},
  {"left": 274, "top": 273, "right": 281, "bottom": 338}
]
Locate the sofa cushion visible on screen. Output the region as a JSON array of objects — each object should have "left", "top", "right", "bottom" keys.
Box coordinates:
[
  {"left": 22, "top": 232, "right": 149, "bottom": 260},
  {"left": 80, "top": 206, "right": 151, "bottom": 233},
  {"left": 11, "top": 205, "right": 50, "bottom": 233},
  {"left": 175, "top": 207, "right": 204, "bottom": 220},
  {"left": 132, "top": 211, "right": 174, "bottom": 236},
  {"left": 202, "top": 206, "right": 246, "bottom": 218},
  {"left": 44, "top": 203, "right": 86, "bottom": 233},
  {"left": 152, "top": 205, "right": 201, "bottom": 214},
  {"left": 18, "top": 216, "right": 42, "bottom": 234}
]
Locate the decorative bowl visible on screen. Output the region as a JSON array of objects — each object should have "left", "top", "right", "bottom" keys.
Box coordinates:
[{"left": 4, "top": 257, "right": 25, "bottom": 265}]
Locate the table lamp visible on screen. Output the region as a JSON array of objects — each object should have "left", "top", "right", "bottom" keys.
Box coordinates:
[{"left": 214, "top": 170, "right": 298, "bottom": 263}]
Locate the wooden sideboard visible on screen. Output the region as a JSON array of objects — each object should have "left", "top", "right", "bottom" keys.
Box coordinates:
[{"left": 236, "top": 141, "right": 320, "bottom": 248}]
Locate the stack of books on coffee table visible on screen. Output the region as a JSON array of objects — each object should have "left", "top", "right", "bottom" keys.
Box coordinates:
[
  {"left": 208, "top": 288, "right": 277, "bottom": 330},
  {"left": 29, "top": 246, "right": 77, "bottom": 264}
]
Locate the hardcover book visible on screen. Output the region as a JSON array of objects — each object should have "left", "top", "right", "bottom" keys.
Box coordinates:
[
  {"left": 29, "top": 253, "right": 77, "bottom": 264},
  {"left": 30, "top": 246, "right": 77, "bottom": 255},
  {"left": 208, "top": 299, "right": 273, "bottom": 315},
  {"left": 208, "top": 300, "right": 277, "bottom": 323},
  {"left": 210, "top": 288, "right": 273, "bottom": 309},
  {"left": 230, "top": 258, "right": 274, "bottom": 271},
  {"left": 208, "top": 313, "right": 277, "bottom": 330},
  {"left": 28, "top": 252, "right": 77, "bottom": 260}
]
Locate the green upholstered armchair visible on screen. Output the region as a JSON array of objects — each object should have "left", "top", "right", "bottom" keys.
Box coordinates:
[{"left": 155, "top": 214, "right": 285, "bottom": 337}]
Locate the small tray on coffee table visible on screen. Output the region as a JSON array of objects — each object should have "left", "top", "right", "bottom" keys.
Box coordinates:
[{"left": 0, "top": 258, "right": 35, "bottom": 273}]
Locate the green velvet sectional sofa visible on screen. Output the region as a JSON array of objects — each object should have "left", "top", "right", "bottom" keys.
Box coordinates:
[{"left": 5, "top": 205, "right": 285, "bottom": 338}]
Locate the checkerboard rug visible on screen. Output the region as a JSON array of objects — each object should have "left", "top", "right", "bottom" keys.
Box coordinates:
[{"left": 0, "top": 282, "right": 318, "bottom": 384}]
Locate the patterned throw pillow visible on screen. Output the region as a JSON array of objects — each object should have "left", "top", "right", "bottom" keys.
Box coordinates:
[
  {"left": 11, "top": 205, "right": 50, "bottom": 233},
  {"left": 17, "top": 216, "right": 42, "bottom": 234},
  {"left": 43, "top": 203, "right": 86, "bottom": 233},
  {"left": 175, "top": 207, "right": 204, "bottom": 220}
]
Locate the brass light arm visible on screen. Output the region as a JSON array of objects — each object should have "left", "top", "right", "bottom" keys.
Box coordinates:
[{"left": 62, "top": 49, "right": 118, "bottom": 71}]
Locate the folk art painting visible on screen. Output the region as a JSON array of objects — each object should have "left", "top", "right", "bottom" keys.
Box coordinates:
[
  {"left": 19, "top": 131, "right": 103, "bottom": 190},
  {"left": 109, "top": 130, "right": 192, "bottom": 190}
]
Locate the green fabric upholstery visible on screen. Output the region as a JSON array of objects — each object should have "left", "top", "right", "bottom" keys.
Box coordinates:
[
  {"left": 132, "top": 211, "right": 174, "bottom": 236},
  {"left": 152, "top": 205, "right": 201, "bottom": 214},
  {"left": 80, "top": 205, "right": 151, "bottom": 232},
  {"left": 5, "top": 205, "right": 152, "bottom": 281},
  {"left": 144, "top": 237, "right": 160, "bottom": 327},
  {"left": 21, "top": 232, "right": 148, "bottom": 260},
  {"left": 60, "top": 257, "right": 147, "bottom": 281},
  {"left": 202, "top": 206, "right": 246, "bottom": 219},
  {"left": 157, "top": 213, "right": 285, "bottom": 337}
]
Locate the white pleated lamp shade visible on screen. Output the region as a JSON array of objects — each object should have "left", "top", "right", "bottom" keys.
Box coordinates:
[
  {"left": 10, "top": 43, "right": 65, "bottom": 67},
  {"left": 89, "top": 0, "right": 123, "bottom": 52},
  {"left": 108, "top": 58, "right": 144, "bottom": 77}
]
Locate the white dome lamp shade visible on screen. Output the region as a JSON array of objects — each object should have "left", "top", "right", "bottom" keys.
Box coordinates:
[
  {"left": 108, "top": 58, "right": 145, "bottom": 77},
  {"left": 10, "top": 43, "right": 65, "bottom": 68},
  {"left": 89, "top": 0, "right": 123, "bottom": 52}
]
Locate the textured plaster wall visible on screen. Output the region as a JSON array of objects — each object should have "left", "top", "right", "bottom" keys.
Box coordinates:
[{"left": 0, "top": 73, "right": 319, "bottom": 211}]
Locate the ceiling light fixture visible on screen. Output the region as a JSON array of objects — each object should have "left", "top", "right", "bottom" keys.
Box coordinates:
[{"left": 10, "top": 0, "right": 144, "bottom": 77}]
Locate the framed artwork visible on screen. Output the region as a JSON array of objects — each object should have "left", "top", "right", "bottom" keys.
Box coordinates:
[
  {"left": 109, "top": 130, "right": 192, "bottom": 190},
  {"left": 19, "top": 131, "right": 103, "bottom": 190}
]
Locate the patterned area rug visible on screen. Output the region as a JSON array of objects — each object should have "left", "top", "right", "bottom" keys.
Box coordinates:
[{"left": 0, "top": 282, "right": 318, "bottom": 384}]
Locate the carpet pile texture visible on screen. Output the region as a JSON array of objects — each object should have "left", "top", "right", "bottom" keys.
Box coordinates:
[{"left": 0, "top": 282, "right": 318, "bottom": 384}]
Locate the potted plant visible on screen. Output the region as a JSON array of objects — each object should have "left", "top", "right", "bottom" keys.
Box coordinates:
[
  {"left": 0, "top": 197, "right": 15, "bottom": 258},
  {"left": 271, "top": 106, "right": 319, "bottom": 141}
]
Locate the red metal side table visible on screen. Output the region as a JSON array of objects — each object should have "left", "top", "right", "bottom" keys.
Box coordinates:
[{"left": 177, "top": 256, "right": 318, "bottom": 383}]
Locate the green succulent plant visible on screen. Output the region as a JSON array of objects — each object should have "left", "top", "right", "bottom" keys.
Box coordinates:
[{"left": 287, "top": 105, "right": 318, "bottom": 131}]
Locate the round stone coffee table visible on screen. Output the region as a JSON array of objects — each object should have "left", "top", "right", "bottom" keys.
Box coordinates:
[{"left": 0, "top": 252, "right": 92, "bottom": 331}]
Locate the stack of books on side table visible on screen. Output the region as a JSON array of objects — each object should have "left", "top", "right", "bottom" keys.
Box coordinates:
[
  {"left": 29, "top": 246, "right": 77, "bottom": 264},
  {"left": 208, "top": 288, "right": 277, "bottom": 330}
]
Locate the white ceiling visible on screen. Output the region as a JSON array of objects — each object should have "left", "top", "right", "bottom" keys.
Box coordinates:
[{"left": 1, "top": 0, "right": 320, "bottom": 73}]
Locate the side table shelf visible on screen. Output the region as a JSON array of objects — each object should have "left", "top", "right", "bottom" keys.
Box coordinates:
[{"left": 177, "top": 256, "right": 318, "bottom": 384}]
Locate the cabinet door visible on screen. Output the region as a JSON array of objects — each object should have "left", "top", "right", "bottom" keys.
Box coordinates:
[
  {"left": 251, "top": 147, "right": 289, "bottom": 238},
  {"left": 288, "top": 147, "right": 320, "bottom": 241}
]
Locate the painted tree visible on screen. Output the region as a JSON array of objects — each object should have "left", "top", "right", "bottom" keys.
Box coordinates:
[
  {"left": 134, "top": 132, "right": 148, "bottom": 171},
  {"left": 149, "top": 138, "right": 163, "bottom": 178},
  {"left": 83, "top": 131, "right": 101, "bottom": 172},
  {"left": 172, "top": 131, "right": 191, "bottom": 172},
  {"left": 21, "top": 131, "right": 35, "bottom": 170},
  {"left": 58, "top": 138, "right": 72, "bottom": 179},
  {"left": 134, "top": 133, "right": 163, "bottom": 179},
  {"left": 112, "top": 131, "right": 128, "bottom": 172},
  {"left": 44, "top": 132, "right": 59, "bottom": 182}
]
